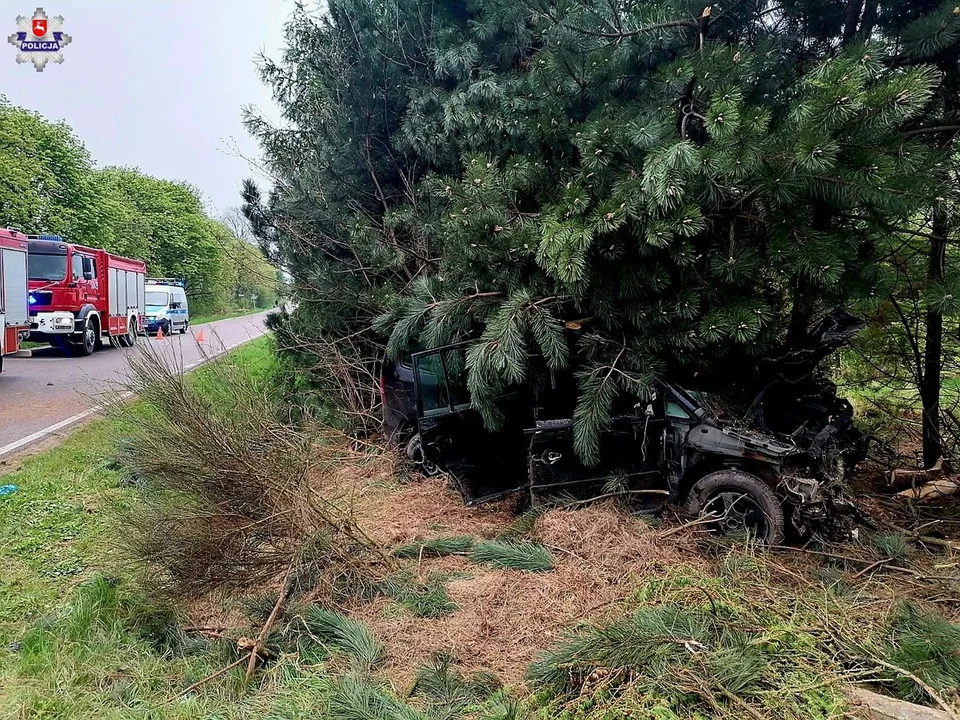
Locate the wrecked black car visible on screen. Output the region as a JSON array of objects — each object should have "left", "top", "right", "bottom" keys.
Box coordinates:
[{"left": 383, "top": 311, "right": 868, "bottom": 544}]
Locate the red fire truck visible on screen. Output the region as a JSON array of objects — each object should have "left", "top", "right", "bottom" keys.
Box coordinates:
[
  {"left": 0, "top": 229, "right": 30, "bottom": 372},
  {"left": 27, "top": 235, "right": 146, "bottom": 355}
]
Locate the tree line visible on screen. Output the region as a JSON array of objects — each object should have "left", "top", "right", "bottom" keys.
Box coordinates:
[
  {"left": 0, "top": 99, "right": 277, "bottom": 315},
  {"left": 244, "top": 0, "right": 959, "bottom": 465}
]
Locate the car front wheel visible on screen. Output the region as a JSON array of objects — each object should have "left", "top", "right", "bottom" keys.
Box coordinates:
[
  {"left": 405, "top": 433, "right": 439, "bottom": 476},
  {"left": 681, "top": 469, "right": 785, "bottom": 545}
]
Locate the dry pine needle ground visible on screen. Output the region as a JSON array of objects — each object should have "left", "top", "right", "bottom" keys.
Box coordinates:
[{"left": 338, "top": 458, "right": 705, "bottom": 686}]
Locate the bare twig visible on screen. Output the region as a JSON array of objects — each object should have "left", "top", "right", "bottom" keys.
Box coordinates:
[{"left": 169, "top": 653, "right": 252, "bottom": 701}]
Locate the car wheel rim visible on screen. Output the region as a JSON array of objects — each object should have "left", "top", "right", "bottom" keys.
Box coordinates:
[
  {"left": 701, "top": 489, "right": 767, "bottom": 538},
  {"left": 86, "top": 326, "right": 95, "bottom": 349}
]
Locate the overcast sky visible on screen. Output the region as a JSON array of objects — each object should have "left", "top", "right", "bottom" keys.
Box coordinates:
[{"left": 2, "top": 0, "right": 291, "bottom": 215}]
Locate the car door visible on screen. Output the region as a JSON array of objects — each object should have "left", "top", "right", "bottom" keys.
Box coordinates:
[
  {"left": 413, "top": 343, "right": 530, "bottom": 505},
  {"left": 527, "top": 391, "right": 668, "bottom": 501}
]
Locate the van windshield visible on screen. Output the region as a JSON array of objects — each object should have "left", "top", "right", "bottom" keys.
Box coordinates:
[
  {"left": 28, "top": 253, "right": 68, "bottom": 281},
  {"left": 145, "top": 291, "right": 170, "bottom": 306}
]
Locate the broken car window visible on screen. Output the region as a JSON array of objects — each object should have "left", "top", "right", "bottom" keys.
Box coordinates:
[{"left": 416, "top": 346, "right": 472, "bottom": 416}]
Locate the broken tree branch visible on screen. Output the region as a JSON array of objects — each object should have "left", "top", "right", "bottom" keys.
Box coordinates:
[
  {"left": 169, "top": 653, "right": 253, "bottom": 701},
  {"left": 244, "top": 562, "right": 296, "bottom": 685},
  {"left": 845, "top": 686, "right": 954, "bottom": 720},
  {"left": 867, "top": 658, "right": 960, "bottom": 720}
]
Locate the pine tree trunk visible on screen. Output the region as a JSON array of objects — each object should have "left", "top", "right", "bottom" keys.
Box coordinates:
[
  {"left": 842, "top": 0, "right": 865, "bottom": 44},
  {"left": 921, "top": 209, "right": 948, "bottom": 468}
]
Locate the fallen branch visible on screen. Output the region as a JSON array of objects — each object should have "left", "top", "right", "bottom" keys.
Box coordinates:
[
  {"left": 853, "top": 558, "right": 892, "bottom": 579},
  {"left": 909, "top": 535, "right": 960, "bottom": 552},
  {"left": 169, "top": 653, "right": 252, "bottom": 701},
  {"left": 557, "top": 488, "right": 670, "bottom": 510},
  {"left": 888, "top": 459, "right": 944, "bottom": 490},
  {"left": 845, "top": 686, "right": 954, "bottom": 720},
  {"left": 867, "top": 658, "right": 960, "bottom": 720},
  {"left": 244, "top": 563, "right": 296, "bottom": 685},
  {"left": 897, "top": 478, "right": 960, "bottom": 501},
  {"left": 658, "top": 513, "right": 718, "bottom": 539}
]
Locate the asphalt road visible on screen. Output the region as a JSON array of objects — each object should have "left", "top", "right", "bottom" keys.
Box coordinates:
[{"left": 0, "top": 311, "right": 270, "bottom": 456}]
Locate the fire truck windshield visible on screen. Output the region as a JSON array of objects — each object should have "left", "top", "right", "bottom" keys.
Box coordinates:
[{"left": 28, "top": 253, "right": 68, "bottom": 281}]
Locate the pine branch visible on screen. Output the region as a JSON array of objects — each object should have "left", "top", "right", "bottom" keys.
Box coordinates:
[
  {"left": 561, "top": 18, "right": 698, "bottom": 41},
  {"left": 902, "top": 124, "right": 960, "bottom": 137}
]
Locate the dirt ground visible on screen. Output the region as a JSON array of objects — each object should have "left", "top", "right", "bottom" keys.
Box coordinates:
[{"left": 340, "top": 460, "right": 706, "bottom": 688}]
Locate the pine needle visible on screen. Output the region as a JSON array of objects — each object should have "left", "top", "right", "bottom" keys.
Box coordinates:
[
  {"left": 393, "top": 536, "right": 476, "bottom": 558},
  {"left": 471, "top": 541, "right": 554, "bottom": 572},
  {"left": 300, "top": 607, "right": 384, "bottom": 670}
]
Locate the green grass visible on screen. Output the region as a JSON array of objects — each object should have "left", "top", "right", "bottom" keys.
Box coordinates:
[
  {"left": 0, "top": 336, "right": 306, "bottom": 718},
  {"left": 382, "top": 571, "right": 460, "bottom": 618},
  {"left": 190, "top": 306, "right": 266, "bottom": 326}
]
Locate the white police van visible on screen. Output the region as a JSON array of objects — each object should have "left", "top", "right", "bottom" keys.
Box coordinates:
[{"left": 143, "top": 278, "right": 189, "bottom": 335}]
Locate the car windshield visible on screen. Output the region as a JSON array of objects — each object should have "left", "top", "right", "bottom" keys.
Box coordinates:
[
  {"left": 145, "top": 291, "right": 170, "bottom": 306},
  {"left": 28, "top": 253, "right": 67, "bottom": 281}
]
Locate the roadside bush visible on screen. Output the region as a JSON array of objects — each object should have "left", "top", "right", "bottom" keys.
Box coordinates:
[{"left": 109, "top": 344, "right": 392, "bottom": 601}]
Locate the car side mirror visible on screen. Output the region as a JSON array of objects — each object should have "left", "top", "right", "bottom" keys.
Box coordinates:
[{"left": 82, "top": 271, "right": 93, "bottom": 280}]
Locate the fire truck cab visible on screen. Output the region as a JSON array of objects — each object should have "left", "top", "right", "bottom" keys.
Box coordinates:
[
  {"left": 27, "top": 236, "right": 146, "bottom": 355},
  {"left": 0, "top": 229, "right": 30, "bottom": 372}
]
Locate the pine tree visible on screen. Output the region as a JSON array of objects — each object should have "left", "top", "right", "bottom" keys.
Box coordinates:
[{"left": 247, "top": 0, "right": 960, "bottom": 460}]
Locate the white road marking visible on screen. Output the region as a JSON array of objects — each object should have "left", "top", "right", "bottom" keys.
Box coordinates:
[
  {"left": 0, "top": 325, "right": 269, "bottom": 458},
  {"left": 0, "top": 391, "right": 134, "bottom": 457}
]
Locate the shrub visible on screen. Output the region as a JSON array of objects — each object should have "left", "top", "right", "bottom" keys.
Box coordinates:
[{"left": 110, "top": 344, "right": 392, "bottom": 600}]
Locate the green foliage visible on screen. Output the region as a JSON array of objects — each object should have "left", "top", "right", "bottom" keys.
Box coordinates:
[
  {"left": 871, "top": 533, "right": 911, "bottom": 560},
  {"left": 0, "top": 99, "right": 275, "bottom": 316},
  {"left": 527, "top": 604, "right": 768, "bottom": 707},
  {"left": 328, "top": 676, "right": 427, "bottom": 720},
  {"left": 248, "top": 0, "right": 960, "bottom": 457},
  {"left": 394, "top": 536, "right": 477, "bottom": 558},
  {"left": 496, "top": 507, "right": 546, "bottom": 541},
  {"left": 382, "top": 572, "right": 459, "bottom": 618},
  {"left": 882, "top": 602, "right": 960, "bottom": 704},
  {"left": 300, "top": 607, "right": 384, "bottom": 671},
  {"left": 471, "top": 541, "right": 554, "bottom": 572},
  {"left": 411, "top": 653, "right": 503, "bottom": 719}
]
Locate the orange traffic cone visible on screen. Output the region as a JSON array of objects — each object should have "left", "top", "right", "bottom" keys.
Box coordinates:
[
  {"left": 156, "top": 326, "right": 165, "bottom": 340},
  {"left": 196, "top": 328, "right": 205, "bottom": 343}
]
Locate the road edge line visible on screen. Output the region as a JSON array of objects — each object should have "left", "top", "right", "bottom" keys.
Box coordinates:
[{"left": 0, "top": 331, "right": 268, "bottom": 458}]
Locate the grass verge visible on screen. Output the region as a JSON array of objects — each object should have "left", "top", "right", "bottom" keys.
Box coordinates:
[{"left": 190, "top": 307, "right": 266, "bottom": 326}]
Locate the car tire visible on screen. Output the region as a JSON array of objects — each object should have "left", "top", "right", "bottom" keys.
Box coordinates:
[
  {"left": 405, "top": 433, "right": 439, "bottom": 477},
  {"left": 681, "top": 469, "right": 785, "bottom": 545}
]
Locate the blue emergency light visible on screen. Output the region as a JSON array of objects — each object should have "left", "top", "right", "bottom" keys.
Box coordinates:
[{"left": 147, "top": 277, "right": 186, "bottom": 288}]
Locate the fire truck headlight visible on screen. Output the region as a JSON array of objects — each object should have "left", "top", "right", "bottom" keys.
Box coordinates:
[{"left": 28, "top": 293, "right": 36, "bottom": 305}]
